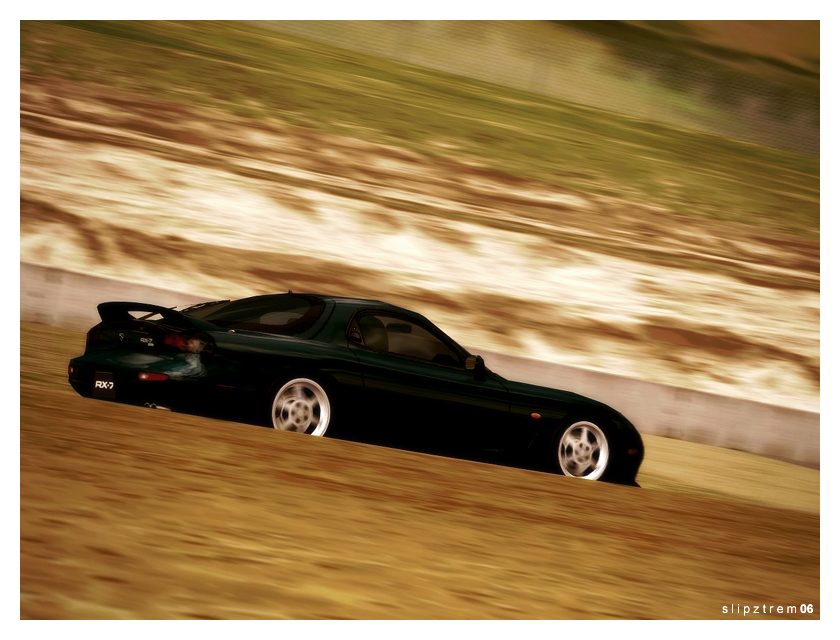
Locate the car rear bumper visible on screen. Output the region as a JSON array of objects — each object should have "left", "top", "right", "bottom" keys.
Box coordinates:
[
  {"left": 67, "top": 350, "right": 212, "bottom": 409},
  {"left": 70, "top": 358, "right": 185, "bottom": 408}
]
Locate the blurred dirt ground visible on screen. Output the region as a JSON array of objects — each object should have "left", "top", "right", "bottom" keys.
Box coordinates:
[{"left": 20, "top": 324, "right": 819, "bottom": 619}]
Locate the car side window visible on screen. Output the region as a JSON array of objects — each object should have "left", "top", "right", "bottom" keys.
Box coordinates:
[
  {"left": 356, "top": 314, "right": 463, "bottom": 367},
  {"left": 356, "top": 315, "right": 389, "bottom": 353}
]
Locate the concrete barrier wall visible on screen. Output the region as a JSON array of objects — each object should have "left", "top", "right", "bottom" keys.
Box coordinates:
[
  {"left": 21, "top": 262, "right": 819, "bottom": 467},
  {"left": 21, "top": 263, "right": 204, "bottom": 329}
]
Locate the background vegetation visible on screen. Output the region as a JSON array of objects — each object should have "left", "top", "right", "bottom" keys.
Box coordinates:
[{"left": 21, "top": 20, "right": 818, "bottom": 238}]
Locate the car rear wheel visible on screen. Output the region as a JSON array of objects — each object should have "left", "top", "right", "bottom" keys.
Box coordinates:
[
  {"left": 270, "top": 377, "right": 331, "bottom": 436},
  {"left": 556, "top": 420, "right": 610, "bottom": 480}
]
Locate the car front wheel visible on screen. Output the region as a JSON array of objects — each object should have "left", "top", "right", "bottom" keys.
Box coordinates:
[
  {"left": 270, "top": 377, "right": 332, "bottom": 436},
  {"left": 555, "top": 419, "right": 611, "bottom": 480}
]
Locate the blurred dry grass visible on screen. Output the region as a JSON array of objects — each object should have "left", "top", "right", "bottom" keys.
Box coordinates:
[
  {"left": 21, "top": 323, "right": 819, "bottom": 619},
  {"left": 21, "top": 21, "right": 818, "bottom": 232}
]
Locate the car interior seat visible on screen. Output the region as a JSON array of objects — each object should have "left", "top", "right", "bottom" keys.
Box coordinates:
[{"left": 358, "top": 315, "right": 389, "bottom": 353}]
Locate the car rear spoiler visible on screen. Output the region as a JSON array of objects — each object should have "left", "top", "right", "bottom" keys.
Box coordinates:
[{"left": 97, "top": 302, "right": 217, "bottom": 331}]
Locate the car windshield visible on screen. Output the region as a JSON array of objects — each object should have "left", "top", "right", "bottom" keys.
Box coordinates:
[{"left": 182, "top": 294, "right": 326, "bottom": 336}]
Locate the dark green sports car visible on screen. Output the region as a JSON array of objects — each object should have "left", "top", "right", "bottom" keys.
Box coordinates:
[{"left": 68, "top": 293, "right": 644, "bottom": 484}]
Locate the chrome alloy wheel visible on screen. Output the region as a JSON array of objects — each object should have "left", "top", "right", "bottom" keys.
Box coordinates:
[
  {"left": 271, "top": 378, "right": 331, "bottom": 436},
  {"left": 558, "top": 420, "right": 609, "bottom": 480}
]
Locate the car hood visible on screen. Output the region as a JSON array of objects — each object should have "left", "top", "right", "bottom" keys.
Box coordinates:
[
  {"left": 502, "top": 377, "right": 643, "bottom": 454},
  {"left": 501, "top": 377, "right": 640, "bottom": 432},
  {"left": 502, "top": 378, "right": 613, "bottom": 411}
]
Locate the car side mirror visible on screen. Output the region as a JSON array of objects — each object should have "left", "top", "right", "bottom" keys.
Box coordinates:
[{"left": 465, "top": 355, "right": 486, "bottom": 379}]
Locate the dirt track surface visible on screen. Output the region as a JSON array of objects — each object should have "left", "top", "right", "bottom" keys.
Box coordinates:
[{"left": 20, "top": 324, "right": 819, "bottom": 619}]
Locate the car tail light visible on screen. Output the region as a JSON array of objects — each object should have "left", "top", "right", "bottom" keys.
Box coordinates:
[
  {"left": 163, "top": 333, "right": 208, "bottom": 353},
  {"left": 138, "top": 372, "right": 169, "bottom": 382}
]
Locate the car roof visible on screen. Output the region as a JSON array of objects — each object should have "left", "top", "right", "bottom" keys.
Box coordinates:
[
  {"left": 228, "top": 292, "right": 425, "bottom": 320},
  {"left": 309, "top": 294, "right": 410, "bottom": 313},
  {"left": 250, "top": 291, "right": 402, "bottom": 310}
]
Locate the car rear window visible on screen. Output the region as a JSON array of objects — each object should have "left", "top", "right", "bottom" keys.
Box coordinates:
[{"left": 184, "top": 294, "right": 326, "bottom": 336}]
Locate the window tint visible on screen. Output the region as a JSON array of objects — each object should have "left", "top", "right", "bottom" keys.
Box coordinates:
[
  {"left": 356, "top": 314, "right": 463, "bottom": 367},
  {"left": 190, "top": 294, "right": 325, "bottom": 335}
]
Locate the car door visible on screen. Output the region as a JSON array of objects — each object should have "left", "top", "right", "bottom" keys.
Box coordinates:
[{"left": 348, "top": 311, "right": 509, "bottom": 453}]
